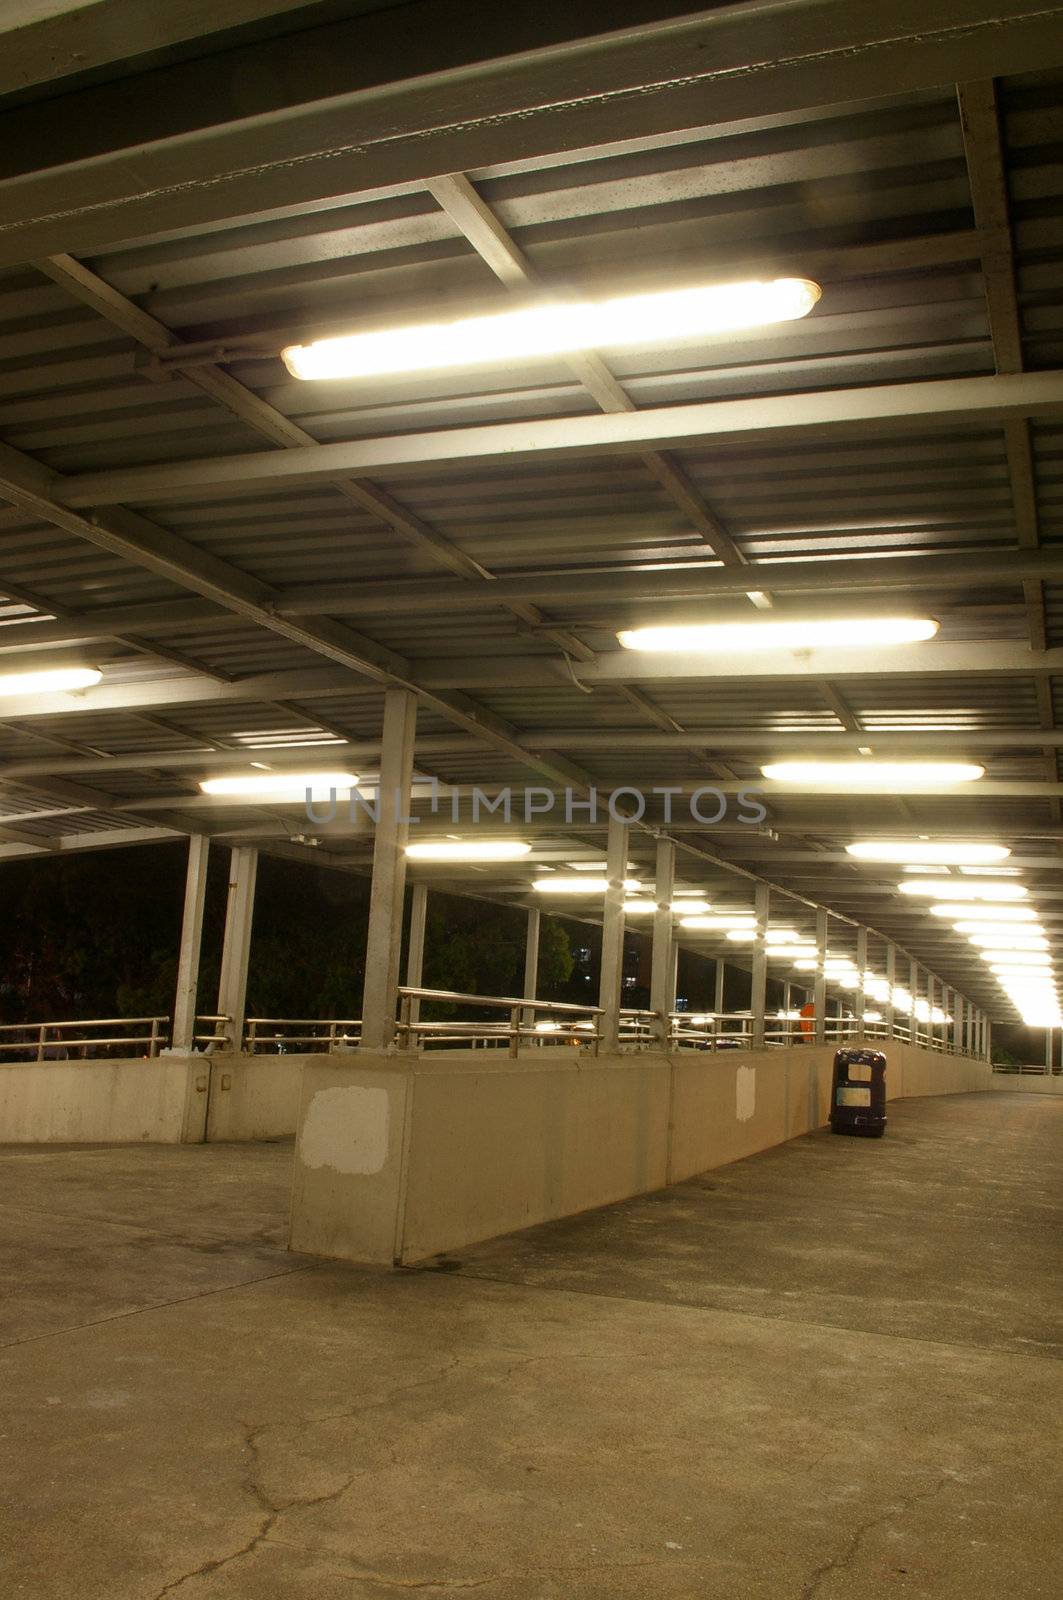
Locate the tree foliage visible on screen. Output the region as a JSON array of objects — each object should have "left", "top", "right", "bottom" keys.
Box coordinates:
[{"left": 0, "top": 845, "right": 576, "bottom": 1027}]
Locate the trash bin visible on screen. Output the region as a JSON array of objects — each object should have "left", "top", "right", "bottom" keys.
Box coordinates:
[{"left": 829, "top": 1047, "right": 887, "bottom": 1138}]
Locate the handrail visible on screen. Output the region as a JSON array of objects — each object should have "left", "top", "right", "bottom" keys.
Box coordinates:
[
  {"left": 397, "top": 987, "right": 605, "bottom": 1056},
  {"left": 0, "top": 1016, "right": 169, "bottom": 1060},
  {"left": 398, "top": 987, "right": 604, "bottom": 1015}
]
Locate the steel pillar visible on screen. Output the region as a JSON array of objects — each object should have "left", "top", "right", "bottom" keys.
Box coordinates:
[
  {"left": 751, "top": 881, "right": 769, "bottom": 1049},
  {"left": 172, "top": 834, "right": 209, "bottom": 1052},
  {"left": 885, "top": 941, "right": 896, "bottom": 1039},
  {"left": 649, "top": 837, "right": 676, "bottom": 1047},
  {"left": 598, "top": 811, "right": 629, "bottom": 1053},
  {"left": 522, "top": 904, "right": 541, "bottom": 1029},
  {"left": 405, "top": 881, "right": 428, "bottom": 1031},
  {"left": 216, "top": 845, "right": 257, "bottom": 1052},
  {"left": 361, "top": 688, "right": 418, "bottom": 1050},
  {"left": 814, "top": 908, "right": 827, "bottom": 1044}
]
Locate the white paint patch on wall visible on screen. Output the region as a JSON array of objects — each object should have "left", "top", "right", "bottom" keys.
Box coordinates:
[
  {"left": 735, "top": 1063, "right": 756, "bottom": 1123},
  {"left": 299, "top": 1085, "right": 390, "bottom": 1175}
]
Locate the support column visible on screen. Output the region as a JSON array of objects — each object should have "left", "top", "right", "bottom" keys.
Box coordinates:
[
  {"left": 856, "top": 925, "right": 868, "bottom": 1036},
  {"left": 1046, "top": 1027, "right": 1054, "bottom": 1073},
  {"left": 814, "top": 907, "right": 827, "bottom": 1044},
  {"left": 361, "top": 689, "right": 418, "bottom": 1050},
  {"left": 985, "top": 1016, "right": 992, "bottom": 1065},
  {"left": 885, "top": 942, "right": 896, "bottom": 1040},
  {"left": 751, "top": 881, "right": 769, "bottom": 1048},
  {"left": 649, "top": 837, "right": 676, "bottom": 1047},
  {"left": 216, "top": 846, "right": 258, "bottom": 1052},
  {"left": 522, "top": 904, "right": 541, "bottom": 1029},
  {"left": 404, "top": 882, "right": 428, "bottom": 1032},
  {"left": 714, "top": 956, "right": 725, "bottom": 1018},
  {"left": 172, "top": 834, "right": 209, "bottom": 1052},
  {"left": 598, "top": 811, "right": 629, "bottom": 1053},
  {"left": 909, "top": 958, "right": 920, "bottom": 1045}
]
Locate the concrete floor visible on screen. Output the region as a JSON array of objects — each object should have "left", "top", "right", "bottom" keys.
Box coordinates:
[{"left": 1, "top": 1094, "right": 1060, "bottom": 1598}]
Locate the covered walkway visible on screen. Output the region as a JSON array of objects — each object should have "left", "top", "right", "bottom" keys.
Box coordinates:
[{"left": 3, "top": 1092, "right": 1060, "bottom": 1597}]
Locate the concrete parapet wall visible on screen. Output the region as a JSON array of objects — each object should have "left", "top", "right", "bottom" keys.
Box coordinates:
[
  {"left": 0, "top": 1055, "right": 207, "bottom": 1143},
  {"left": 290, "top": 1040, "right": 992, "bottom": 1266},
  {"left": 204, "top": 1053, "right": 304, "bottom": 1140},
  {"left": 987, "top": 1071, "right": 1063, "bottom": 1094}
]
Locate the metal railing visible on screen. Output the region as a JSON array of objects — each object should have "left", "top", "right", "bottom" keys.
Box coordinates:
[
  {"left": 0, "top": 1006, "right": 986, "bottom": 1063},
  {"left": 0, "top": 1016, "right": 169, "bottom": 1060},
  {"left": 991, "top": 1061, "right": 1060, "bottom": 1075},
  {"left": 245, "top": 1018, "right": 361, "bottom": 1053},
  {"left": 397, "top": 987, "right": 604, "bottom": 1055}
]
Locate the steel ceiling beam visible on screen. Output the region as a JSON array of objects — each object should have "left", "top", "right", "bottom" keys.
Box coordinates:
[
  {"left": 0, "top": 0, "right": 323, "bottom": 97},
  {"left": 0, "top": 443, "right": 600, "bottom": 794},
  {"left": 54, "top": 372, "right": 1063, "bottom": 507},
  {"left": 1, "top": 1, "right": 1059, "bottom": 267},
  {"left": 408, "top": 641, "right": 1063, "bottom": 687},
  {"left": 278, "top": 545, "right": 1063, "bottom": 616}
]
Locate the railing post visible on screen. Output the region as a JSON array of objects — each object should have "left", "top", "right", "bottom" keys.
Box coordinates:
[
  {"left": 751, "top": 881, "right": 769, "bottom": 1049},
  {"left": 508, "top": 1005, "right": 520, "bottom": 1059},
  {"left": 149, "top": 1017, "right": 160, "bottom": 1058},
  {"left": 361, "top": 688, "right": 417, "bottom": 1050},
  {"left": 814, "top": 908, "right": 827, "bottom": 1045},
  {"left": 650, "top": 836, "right": 676, "bottom": 1048},
  {"left": 216, "top": 845, "right": 258, "bottom": 1053},
  {"left": 598, "top": 810, "right": 629, "bottom": 1053},
  {"left": 37, "top": 1024, "right": 45, "bottom": 1062}
]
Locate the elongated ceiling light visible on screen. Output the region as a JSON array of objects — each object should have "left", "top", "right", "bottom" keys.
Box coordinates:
[
  {"left": 405, "top": 840, "right": 532, "bottom": 862},
  {"left": 618, "top": 617, "right": 937, "bottom": 652},
  {"left": 0, "top": 666, "right": 101, "bottom": 698},
  {"left": 762, "top": 761, "right": 983, "bottom": 787},
  {"left": 282, "top": 278, "right": 821, "bottom": 381},
  {"left": 200, "top": 770, "right": 359, "bottom": 798},
  {"left": 534, "top": 876, "right": 642, "bottom": 894},
  {"left": 680, "top": 914, "right": 756, "bottom": 931},
  {"left": 623, "top": 898, "right": 710, "bottom": 914},
  {"left": 967, "top": 932, "right": 1048, "bottom": 949},
  {"left": 932, "top": 904, "right": 1035, "bottom": 922},
  {"left": 898, "top": 879, "right": 1026, "bottom": 901},
  {"left": 846, "top": 841, "right": 1010, "bottom": 865}
]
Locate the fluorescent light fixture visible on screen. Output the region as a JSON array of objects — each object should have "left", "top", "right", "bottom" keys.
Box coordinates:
[
  {"left": 968, "top": 933, "right": 1048, "bottom": 950},
  {"left": 898, "top": 879, "right": 1026, "bottom": 901},
  {"left": 534, "top": 876, "right": 642, "bottom": 894},
  {"left": 725, "top": 926, "right": 798, "bottom": 943},
  {"left": 566, "top": 860, "right": 635, "bottom": 871},
  {"left": 199, "top": 770, "right": 359, "bottom": 798},
  {"left": 680, "top": 915, "right": 756, "bottom": 931},
  {"left": 282, "top": 278, "right": 822, "bottom": 381},
  {"left": 0, "top": 666, "right": 102, "bottom": 698},
  {"left": 846, "top": 841, "right": 1009, "bottom": 865},
  {"left": 863, "top": 1011, "right": 883, "bottom": 1023},
  {"left": 763, "top": 761, "right": 984, "bottom": 787},
  {"left": 405, "top": 840, "right": 532, "bottom": 862},
  {"left": 624, "top": 897, "right": 710, "bottom": 915},
  {"left": 959, "top": 865, "right": 1021, "bottom": 876},
  {"left": 617, "top": 616, "right": 937, "bottom": 653},
  {"left": 932, "top": 904, "right": 1036, "bottom": 922}
]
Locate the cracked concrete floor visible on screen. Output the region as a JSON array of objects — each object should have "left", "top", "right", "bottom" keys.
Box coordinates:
[{"left": 1, "top": 1093, "right": 1061, "bottom": 1598}]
